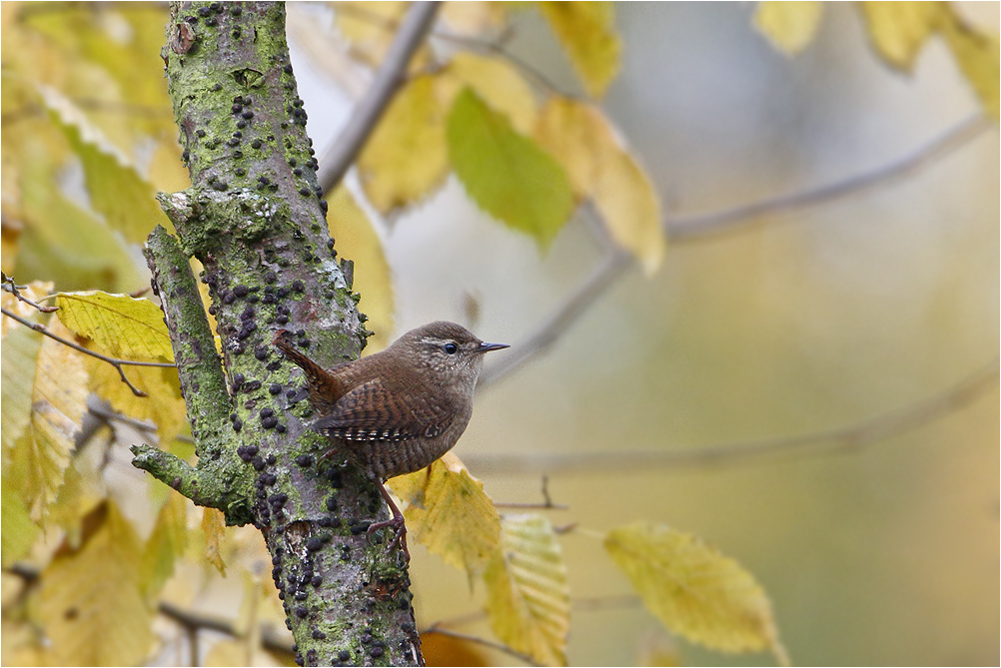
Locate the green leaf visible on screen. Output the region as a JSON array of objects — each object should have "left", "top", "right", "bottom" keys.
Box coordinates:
[
  {"left": 484, "top": 514, "right": 570, "bottom": 666},
  {"left": 447, "top": 88, "right": 574, "bottom": 249},
  {"left": 754, "top": 1, "right": 824, "bottom": 55},
  {"left": 539, "top": 2, "right": 621, "bottom": 98},
  {"left": 55, "top": 291, "right": 173, "bottom": 361},
  {"left": 605, "top": 522, "right": 788, "bottom": 664},
  {"left": 443, "top": 52, "right": 538, "bottom": 134}
]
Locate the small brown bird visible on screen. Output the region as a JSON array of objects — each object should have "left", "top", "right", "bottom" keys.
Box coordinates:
[{"left": 274, "top": 321, "right": 508, "bottom": 556}]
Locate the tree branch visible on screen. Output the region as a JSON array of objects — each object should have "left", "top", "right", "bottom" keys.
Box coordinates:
[
  {"left": 316, "top": 1, "right": 442, "bottom": 193},
  {"left": 466, "top": 361, "right": 998, "bottom": 475},
  {"left": 148, "top": 3, "right": 426, "bottom": 663}
]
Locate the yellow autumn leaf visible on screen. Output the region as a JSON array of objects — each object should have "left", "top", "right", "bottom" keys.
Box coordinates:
[
  {"left": 535, "top": 98, "right": 665, "bottom": 274},
  {"left": 387, "top": 452, "right": 501, "bottom": 579},
  {"left": 203, "top": 506, "right": 228, "bottom": 575},
  {"left": 940, "top": 9, "right": 1000, "bottom": 120},
  {"left": 87, "top": 356, "right": 186, "bottom": 443},
  {"left": 753, "top": 1, "right": 824, "bottom": 55},
  {"left": 205, "top": 638, "right": 254, "bottom": 667},
  {"left": 327, "top": 187, "right": 395, "bottom": 353},
  {"left": 605, "top": 521, "right": 788, "bottom": 665},
  {"left": 54, "top": 290, "right": 185, "bottom": 440},
  {"left": 0, "top": 280, "right": 52, "bottom": 335},
  {"left": 594, "top": 148, "right": 664, "bottom": 276},
  {"left": 141, "top": 491, "right": 190, "bottom": 602},
  {"left": 533, "top": 98, "right": 599, "bottom": 199},
  {"left": 334, "top": 1, "right": 428, "bottom": 68},
  {"left": 539, "top": 1, "right": 621, "bottom": 98},
  {"left": 2, "top": 317, "right": 87, "bottom": 520},
  {"left": 1, "top": 325, "right": 41, "bottom": 452},
  {"left": 46, "top": 460, "right": 104, "bottom": 549},
  {"left": 859, "top": 2, "right": 943, "bottom": 71},
  {"left": 439, "top": 52, "right": 539, "bottom": 134},
  {"left": 483, "top": 514, "right": 570, "bottom": 667},
  {"left": 42, "top": 87, "right": 171, "bottom": 243},
  {"left": 442, "top": 1, "right": 507, "bottom": 36},
  {"left": 38, "top": 502, "right": 155, "bottom": 666},
  {"left": 55, "top": 291, "right": 174, "bottom": 361},
  {"left": 357, "top": 74, "right": 449, "bottom": 214}
]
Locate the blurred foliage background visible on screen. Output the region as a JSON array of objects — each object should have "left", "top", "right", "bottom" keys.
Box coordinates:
[{"left": 2, "top": 2, "right": 998, "bottom": 666}]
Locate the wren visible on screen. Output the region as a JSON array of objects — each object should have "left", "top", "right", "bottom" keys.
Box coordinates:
[{"left": 274, "top": 321, "right": 508, "bottom": 556}]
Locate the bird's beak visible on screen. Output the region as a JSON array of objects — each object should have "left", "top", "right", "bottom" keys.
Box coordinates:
[{"left": 477, "top": 342, "right": 510, "bottom": 353}]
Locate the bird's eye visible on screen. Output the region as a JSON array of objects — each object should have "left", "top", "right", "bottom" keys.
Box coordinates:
[{"left": 443, "top": 342, "right": 458, "bottom": 355}]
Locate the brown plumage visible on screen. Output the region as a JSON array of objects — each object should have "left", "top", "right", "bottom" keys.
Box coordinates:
[{"left": 273, "top": 322, "right": 508, "bottom": 557}]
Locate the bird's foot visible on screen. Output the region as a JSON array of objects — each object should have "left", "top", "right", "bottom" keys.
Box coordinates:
[
  {"left": 367, "top": 480, "right": 410, "bottom": 562},
  {"left": 367, "top": 516, "right": 409, "bottom": 562}
]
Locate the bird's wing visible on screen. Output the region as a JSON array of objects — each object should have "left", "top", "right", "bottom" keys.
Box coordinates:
[{"left": 313, "top": 378, "right": 455, "bottom": 442}]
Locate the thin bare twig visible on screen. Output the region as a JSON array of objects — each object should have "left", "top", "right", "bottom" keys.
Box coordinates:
[
  {"left": 421, "top": 625, "right": 543, "bottom": 667},
  {"left": 1, "top": 273, "right": 60, "bottom": 312},
  {"left": 158, "top": 600, "right": 295, "bottom": 656},
  {"left": 327, "top": 3, "right": 566, "bottom": 95},
  {"left": 480, "top": 116, "right": 992, "bottom": 388},
  {"left": 432, "top": 29, "right": 565, "bottom": 95},
  {"left": 466, "top": 361, "right": 999, "bottom": 475},
  {"left": 317, "top": 1, "right": 442, "bottom": 193},
  {"left": 572, "top": 594, "right": 643, "bottom": 611},
  {"left": 1, "top": 306, "right": 175, "bottom": 398},
  {"left": 494, "top": 475, "right": 569, "bottom": 509},
  {"left": 479, "top": 249, "right": 631, "bottom": 388},
  {"left": 85, "top": 400, "right": 196, "bottom": 445},
  {"left": 667, "top": 115, "right": 992, "bottom": 240}
]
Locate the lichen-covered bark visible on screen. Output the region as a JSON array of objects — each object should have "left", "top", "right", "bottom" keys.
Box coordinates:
[{"left": 137, "top": 3, "right": 422, "bottom": 665}]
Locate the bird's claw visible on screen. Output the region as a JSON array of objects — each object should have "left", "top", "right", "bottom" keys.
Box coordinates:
[{"left": 367, "top": 516, "right": 409, "bottom": 562}]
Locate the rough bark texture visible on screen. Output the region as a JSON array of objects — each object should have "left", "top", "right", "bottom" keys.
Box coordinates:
[{"left": 134, "top": 3, "right": 422, "bottom": 665}]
